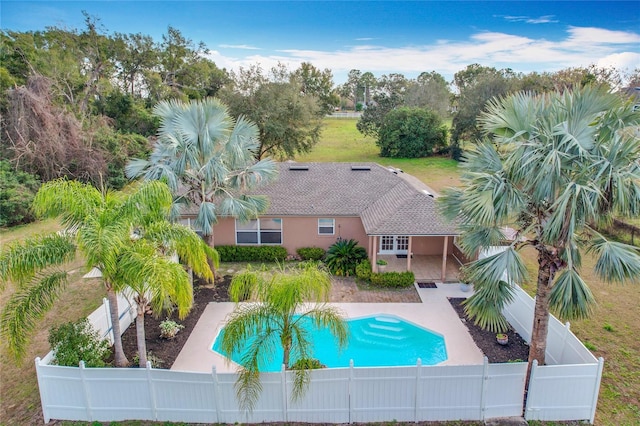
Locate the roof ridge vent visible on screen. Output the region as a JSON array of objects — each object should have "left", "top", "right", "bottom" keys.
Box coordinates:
[
  {"left": 289, "top": 165, "right": 309, "bottom": 171},
  {"left": 422, "top": 189, "right": 434, "bottom": 198},
  {"left": 387, "top": 166, "right": 403, "bottom": 174},
  {"left": 351, "top": 165, "right": 371, "bottom": 171}
]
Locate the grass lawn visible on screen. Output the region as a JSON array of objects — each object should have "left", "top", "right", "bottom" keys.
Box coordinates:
[
  {"left": 0, "top": 117, "right": 637, "bottom": 425},
  {"left": 0, "top": 220, "right": 105, "bottom": 425},
  {"left": 296, "top": 118, "right": 461, "bottom": 192}
]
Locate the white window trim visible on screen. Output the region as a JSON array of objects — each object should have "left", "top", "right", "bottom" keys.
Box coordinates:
[
  {"left": 318, "top": 218, "right": 335, "bottom": 235},
  {"left": 235, "top": 218, "right": 282, "bottom": 245}
]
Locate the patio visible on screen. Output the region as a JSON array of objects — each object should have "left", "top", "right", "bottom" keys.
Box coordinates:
[{"left": 376, "top": 254, "right": 462, "bottom": 282}]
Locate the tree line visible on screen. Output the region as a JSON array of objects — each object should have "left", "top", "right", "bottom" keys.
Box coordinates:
[{"left": 1, "top": 14, "right": 638, "bottom": 227}]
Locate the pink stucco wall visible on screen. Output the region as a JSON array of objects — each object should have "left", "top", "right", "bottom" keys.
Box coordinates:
[
  {"left": 410, "top": 235, "right": 454, "bottom": 255},
  {"left": 210, "top": 216, "right": 367, "bottom": 255},
  {"left": 185, "top": 215, "right": 454, "bottom": 258}
]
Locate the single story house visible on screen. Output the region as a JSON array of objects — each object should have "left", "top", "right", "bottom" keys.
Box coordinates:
[{"left": 183, "top": 162, "right": 463, "bottom": 281}]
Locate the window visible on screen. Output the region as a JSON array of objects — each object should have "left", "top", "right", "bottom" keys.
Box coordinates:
[
  {"left": 318, "top": 218, "right": 335, "bottom": 235},
  {"left": 236, "top": 218, "right": 282, "bottom": 244}
]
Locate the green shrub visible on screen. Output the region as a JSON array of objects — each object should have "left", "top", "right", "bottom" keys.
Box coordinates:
[
  {"left": 159, "top": 319, "right": 184, "bottom": 339},
  {"left": 296, "top": 247, "right": 326, "bottom": 261},
  {"left": 215, "top": 245, "right": 288, "bottom": 262},
  {"left": 48, "top": 319, "right": 111, "bottom": 367},
  {"left": 290, "top": 357, "right": 326, "bottom": 370},
  {"left": 369, "top": 271, "right": 415, "bottom": 288},
  {"left": 377, "top": 107, "right": 448, "bottom": 158},
  {"left": 0, "top": 160, "right": 40, "bottom": 227},
  {"left": 355, "top": 259, "right": 372, "bottom": 281},
  {"left": 324, "top": 238, "right": 367, "bottom": 276}
]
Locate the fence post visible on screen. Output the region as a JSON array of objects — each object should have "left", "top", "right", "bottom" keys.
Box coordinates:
[
  {"left": 479, "top": 356, "right": 489, "bottom": 420},
  {"left": 146, "top": 361, "right": 157, "bottom": 420},
  {"left": 348, "top": 359, "right": 354, "bottom": 424},
  {"left": 79, "top": 361, "right": 93, "bottom": 421},
  {"left": 559, "top": 322, "right": 571, "bottom": 364},
  {"left": 34, "top": 358, "right": 51, "bottom": 424},
  {"left": 102, "top": 297, "right": 113, "bottom": 344},
  {"left": 414, "top": 358, "right": 422, "bottom": 422},
  {"left": 281, "top": 364, "right": 288, "bottom": 422},
  {"left": 589, "top": 358, "right": 605, "bottom": 425},
  {"left": 524, "top": 359, "right": 539, "bottom": 419},
  {"left": 211, "top": 366, "right": 220, "bottom": 423}
]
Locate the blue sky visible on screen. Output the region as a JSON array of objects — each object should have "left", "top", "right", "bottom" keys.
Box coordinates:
[{"left": 2, "top": 1, "right": 639, "bottom": 83}]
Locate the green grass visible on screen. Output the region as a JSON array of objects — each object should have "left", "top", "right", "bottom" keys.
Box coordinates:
[{"left": 296, "top": 118, "right": 461, "bottom": 192}]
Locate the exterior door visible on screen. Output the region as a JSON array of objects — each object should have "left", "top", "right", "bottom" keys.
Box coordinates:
[{"left": 379, "top": 236, "right": 409, "bottom": 255}]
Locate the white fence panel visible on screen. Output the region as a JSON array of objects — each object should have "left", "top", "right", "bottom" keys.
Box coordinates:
[
  {"left": 351, "top": 365, "right": 418, "bottom": 422},
  {"left": 85, "top": 292, "right": 135, "bottom": 345},
  {"left": 151, "top": 369, "right": 218, "bottom": 423},
  {"left": 484, "top": 363, "right": 528, "bottom": 418},
  {"left": 82, "top": 366, "right": 154, "bottom": 421},
  {"left": 526, "top": 360, "right": 604, "bottom": 422},
  {"left": 286, "top": 367, "right": 350, "bottom": 422},
  {"left": 36, "top": 364, "right": 89, "bottom": 422},
  {"left": 417, "top": 364, "right": 483, "bottom": 421},
  {"left": 216, "top": 370, "right": 286, "bottom": 423}
]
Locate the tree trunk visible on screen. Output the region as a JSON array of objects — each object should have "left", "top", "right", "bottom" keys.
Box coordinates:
[
  {"left": 106, "top": 286, "right": 129, "bottom": 367},
  {"left": 204, "top": 232, "right": 217, "bottom": 278},
  {"left": 282, "top": 334, "right": 291, "bottom": 369},
  {"left": 136, "top": 306, "right": 147, "bottom": 368},
  {"left": 528, "top": 251, "right": 554, "bottom": 370}
]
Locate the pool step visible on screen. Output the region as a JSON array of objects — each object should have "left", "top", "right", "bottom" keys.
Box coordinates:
[{"left": 368, "top": 323, "right": 403, "bottom": 333}]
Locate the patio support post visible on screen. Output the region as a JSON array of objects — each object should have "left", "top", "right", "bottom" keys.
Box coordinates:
[
  {"left": 441, "top": 236, "right": 448, "bottom": 282},
  {"left": 372, "top": 236, "right": 378, "bottom": 271},
  {"left": 407, "top": 237, "right": 413, "bottom": 271}
]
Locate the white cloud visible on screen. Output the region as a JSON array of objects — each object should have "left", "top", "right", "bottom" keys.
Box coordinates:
[
  {"left": 206, "top": 26, "right": 640, "bottom": 83},
  {"left": 502, "top": 15, "right": 558, "bottom": 24},
  {"left": 355, "top": 38, "right": 375, "bottom": 41},
  {"left": 597, "top": 52, "right": 640, "bottom": 71},
  {"left": 566, "top": 27, "right": 640, "bottom": 45},
  {"left": 218, "top": 44, "right": 261, "bottom": 50}
]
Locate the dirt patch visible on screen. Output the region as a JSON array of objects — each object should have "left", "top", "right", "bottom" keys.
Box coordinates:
[
  {"left": 448, "top": 297, "right": 530, "bottom": 363},
  {"left": 119, "top": 275, "right": 232, "bottom": 368}
]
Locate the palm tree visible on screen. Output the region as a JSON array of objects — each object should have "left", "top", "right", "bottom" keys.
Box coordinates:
[
  {"left": 115, "top": 221, "right": 217, "bottom": 367},
  {"left": 0, "top": 179, "right": 214, "bottom": 367},
  {"left": 439, "top": 86, "right": 640, "bottom": 370},
  {"left": 220, "top": 263, "right": 348, "bottom": 411},
  {"left": 125, "top": 98, "right": 279, "bottom": 253}
]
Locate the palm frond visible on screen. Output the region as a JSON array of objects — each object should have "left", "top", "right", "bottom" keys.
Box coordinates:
[
  {"left": 0, "top": 271, "right": 68, "bottom": 361},
  {"left": 549, "top": 269, "right": 595, "bottom": 320},
  {"left": 463, "top": 279, "right": 513, "bottom": 333},
  {"left": 194, "top": 201, "right": 217, "bottom": 236},
  {"left": 32, "top": 179, "right": 102, "bottom": 228},
  {"left": 588, "top": 234, "right": 640, "bottom": 284},
  {"left": 467, "top": 247, "right": 528, "bottom": 289},
  {"left": 0, "top": 233, "right": 75, "bottom": 287}
]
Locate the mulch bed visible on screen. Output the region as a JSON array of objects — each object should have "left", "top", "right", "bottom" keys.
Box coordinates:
[
  {"left": 119, "top": 275, "right": 232, "bottom": 368},
  {"left": 448, "top": 297, "right": 530, "bottom": 363},
  {"left": 118, "top": 280, "right": 530, "bottom": 368}
]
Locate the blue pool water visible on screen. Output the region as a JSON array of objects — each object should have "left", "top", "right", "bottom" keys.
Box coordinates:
[{"left": 212, "top": 314, "right": 447, "bottom": 371}]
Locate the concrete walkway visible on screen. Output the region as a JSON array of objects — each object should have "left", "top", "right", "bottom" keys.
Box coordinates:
[{"left": 171, "top": 282, "right": 484, "bottom": 373}]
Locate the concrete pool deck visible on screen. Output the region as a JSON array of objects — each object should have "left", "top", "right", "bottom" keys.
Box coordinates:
[{"left": 171, "top": 283, "right": 484, "bottom": 373}]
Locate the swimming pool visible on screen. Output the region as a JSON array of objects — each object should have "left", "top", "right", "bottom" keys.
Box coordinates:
[{"left": 211, "top": 314, "right": 447, "bottom": 371}]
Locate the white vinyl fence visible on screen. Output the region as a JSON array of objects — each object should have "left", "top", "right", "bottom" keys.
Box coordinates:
[
  {"left": 35, "top": 358, "right": 527, "bottom": 424},
  {"left": 36, "top": 253, "right": 604, "bottom": 424}
]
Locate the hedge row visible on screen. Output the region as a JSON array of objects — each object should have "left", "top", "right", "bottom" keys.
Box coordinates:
[
  {"left": 296, "top": 247, "right": 326, "bottom": 261},
  {"left": 369, "top": 271, "right": 415, "bottom": 288},
  {"left": 215, "top": 245, "right": 288, "bottom": 262}
]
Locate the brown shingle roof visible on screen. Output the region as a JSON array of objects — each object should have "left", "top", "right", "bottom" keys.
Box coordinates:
[{"left": 253, "top": 162, "right": 458, "bottom": 236}]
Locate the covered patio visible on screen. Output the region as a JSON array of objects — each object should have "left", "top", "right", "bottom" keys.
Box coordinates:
[{"left": 376, "top": 254, "right": 462, "bottom": 282}]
